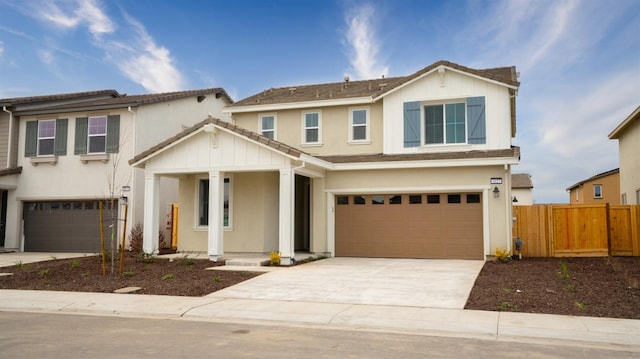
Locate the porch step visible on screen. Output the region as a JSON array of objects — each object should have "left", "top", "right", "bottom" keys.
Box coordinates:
[{"left": 225, "top": 258, "right": 271, "bottom": 267}]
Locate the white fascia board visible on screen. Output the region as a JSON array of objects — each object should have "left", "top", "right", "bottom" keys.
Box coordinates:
[
  {"left": 374, "top": 65, "right": 518, "bottom": 101},
  {"left": 608, "top": 106, "right": 640, "bottom": 139},
  {"left": 300, "top": 153, "right": 333, "bottom": 170},
  {"left": 223, "top": 97, "right": 374, "bottom": 114},
  {"left": 329, "top": 156, "right": 520, "bottom": 171}
]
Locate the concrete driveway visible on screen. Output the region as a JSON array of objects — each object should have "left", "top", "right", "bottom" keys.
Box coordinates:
[
  {"left": 0, "top": 252, "right": 93, "bottom": 267},
  {"left": 209, "top": 257, "right": 484, "bottom": 309}
]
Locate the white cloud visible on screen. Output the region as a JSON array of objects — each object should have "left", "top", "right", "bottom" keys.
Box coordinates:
[
  {"left": 106, "top": 14, "right": 184, "bottom": 92},
  {"left": 344, "top": 3, "right": 388, "bottom": 80},
  {"left": 33, "top": 0, "right": 114, "bottom": 37},
  {"left": 0, "top": 41, "right": 4, "bottom": 58}
]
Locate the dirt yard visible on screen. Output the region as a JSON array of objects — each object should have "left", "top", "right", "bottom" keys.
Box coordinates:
[{"left": 1, "top": 254, "right": 639, "bottom": 319}]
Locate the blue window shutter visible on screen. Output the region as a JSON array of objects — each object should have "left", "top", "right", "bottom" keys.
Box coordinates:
[
  {"left": 54, "top": 118, "right": 68, "bottom": 156},
  {"left": 74, "top": 117, "right": 88, "bottom": 155},
  {"left": 467, "top": 96, "right": 486, "bottom": 144},
  {"left": 25, "top": 121, "right": 38, "bottom": 157},
  {"left": 106, "top": 115, "right": 120, "bottom": 153},
  {"left": 403, "top": 101, "right": 421, "bottom": 147}
]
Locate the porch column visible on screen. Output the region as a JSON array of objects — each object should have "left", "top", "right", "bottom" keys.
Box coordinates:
[
  {"left": 208, "top": 171, "right": 224, "bottom": 261},
  {"left": 279, "top": 167, "right": 295, "bottom": 265},
  {"left": 142, "top": 172, "right": 160, "bottom": 255}
]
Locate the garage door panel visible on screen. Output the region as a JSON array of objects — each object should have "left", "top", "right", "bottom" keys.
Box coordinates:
[{"left": 335, "top": 193, "right": 483, "bottom": 259}]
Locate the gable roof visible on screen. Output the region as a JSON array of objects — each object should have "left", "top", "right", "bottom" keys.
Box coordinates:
[
  {"left": 9, "top": 88, "right": 233, "bottom": 116},
  {"left": 129, "top": 117, "right": 303, "bottom": 167},
  {"left": 566, "top": 168, "right": 620, "bottom": 191},
  {"left": 609, "top": 106, "right": 640, "bottom": 139},
  {"left": 511, "top": 173, "right": 533, "bottom": 189},
  {"left": 229, "top": 60, "right": 519, "bottom": 109},
  {"left": 0, "top": 89, "right": 120, "bottom": 108}
]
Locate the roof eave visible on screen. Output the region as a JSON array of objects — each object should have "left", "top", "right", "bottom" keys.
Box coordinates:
[
  {"left": 224, "top": 96, "right": 375, "bottom": 114},
  {"left": 608, "top": 106, "right": 640, "bottom": 139}
]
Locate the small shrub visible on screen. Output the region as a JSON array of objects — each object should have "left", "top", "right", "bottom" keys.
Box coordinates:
[
  {"left": 50, "top": 255, "right": 58, "bottom": 261},
  {"left": 14, "top": 260, "right": 23, "bottom": 268},
  {"left": 213, "top": 275, "right": 223, "bottom": 282},
  {"left": 129, "top": 223, "right": 144, "bottom": 253},
  {"left": 161, "top": 273, "right": 175, "bottom": 280},
  {"left": 269, "top": 251, "right": 281, "bottom": 266},
  {"left": 558, "top": 261, "right": 571, "bottom": 280},
  {"left": 564, "top": 284, "right": 574, "bottom": 293},
  {"left": 494, "top": 248, "right": 511, "bottom": 263},
  {"left": 575, "top": 301, "right": 586, "bottom": 311},
  {"left": 122, "top": 270, "right": 135, "bottom": 277},
  {"left": 70, "top": 260, "right": 80, "bottom": 270},
  {"left": 498, "top": 301, "right": 513, "bottom": 310},
  {"left": 39, "top": 268, "right": 50, "bottom": 276}
]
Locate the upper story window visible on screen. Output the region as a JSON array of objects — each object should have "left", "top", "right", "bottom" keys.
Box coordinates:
[
  {"left": 593, "top": 184, "right": 603, "bottom": 199},
  {"left": 350, "top": 107, "right": 369, "bottom": 142},
  {"left": 302, "top": 111, "right": 321, "bottom": 145},
  {"left": 404, "top": 97, "right": 485, "bottom": 148},
  {"left": 88, "top": 116, "right": 107, "bottom": 153},
  {"left": 25, "top": 118, "right": 68, "bottom": 158},
  {"left": 74, "top": 115, "right": 120, "bottom": 155},
  {"left": 424, "top": 103, "right": 466, "bottom": 144},
  {"left": 260, "top": 114, "right": 276, "bottom": 140},
  {"left": 37, "top": 120, "right": 56, "bottom": 156}
]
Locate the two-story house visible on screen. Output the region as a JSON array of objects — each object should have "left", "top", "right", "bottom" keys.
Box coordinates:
[
  {"left": 0, "top": 88, "right": 232, "bottom": 252},
  {"left": 609, "top": 106, "right": 639, "bottom": 204},
  {"left": 566, "top": 168, "right": 620, "bottom": 205},
  {"left": 131, "top": 60, "right": 521, "bottom": 263}
]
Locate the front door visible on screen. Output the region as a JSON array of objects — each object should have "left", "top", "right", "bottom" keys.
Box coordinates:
[{"left": 0, "top": 190, "right": 7, "bottom": 247}]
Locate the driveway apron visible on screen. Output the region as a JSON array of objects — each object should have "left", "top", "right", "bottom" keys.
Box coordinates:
[{"left": 208, "top": 257, "right": 484, "bottom": 309}]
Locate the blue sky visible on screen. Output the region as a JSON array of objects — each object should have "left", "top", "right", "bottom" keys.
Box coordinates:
[{"left": 1, "top": 0, "right": 638, "bottom": 203}]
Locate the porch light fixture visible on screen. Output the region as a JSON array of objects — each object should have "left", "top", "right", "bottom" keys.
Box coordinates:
[{"left": 493, "top": 186, "right": 500, "bottom": 198}]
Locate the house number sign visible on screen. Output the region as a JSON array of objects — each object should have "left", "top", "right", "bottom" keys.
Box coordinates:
[{"left": 490, "top": 178, "right": 503, "bottom": 184}]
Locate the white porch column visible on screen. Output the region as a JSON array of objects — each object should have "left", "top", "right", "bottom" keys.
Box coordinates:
[
  {"left": 279, "top": 167, "right": 295, "bottom": 265},
  {"left": 208, "top": 171, "right": 224, "bottom": 261},
  {"left": 142, "top": 172, "right": 160, "bottom": 255}
]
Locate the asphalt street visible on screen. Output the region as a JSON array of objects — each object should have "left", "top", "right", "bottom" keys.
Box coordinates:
[{"left": 0, "top": 312, "right": 637, "bottom": 359}]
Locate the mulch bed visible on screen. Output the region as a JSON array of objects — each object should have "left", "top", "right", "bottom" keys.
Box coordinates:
[
  {"left": 465, "top": 256, "right": 640, "bottom": 319},
  {"left": 0, "top": 254, "right": 262, "bottom": 297}
]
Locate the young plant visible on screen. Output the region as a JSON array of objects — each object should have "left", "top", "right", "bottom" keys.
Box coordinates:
[
  {"left": 122, "top": 270, "right": 135, "bottom": 277},
  {"left": 161, "top": 273, "right": 175, "bottom": 280},
  {"left": 70, "top": 260, "right": 81, "bottom": 270},
  {"left": 494, "top": 248, "right": 510, "bottom": 263},
  {"left": 269, "top": 251, "right": 281, "bottom": 266},
  {"left": 39, "top": 268, "right": 50, "bottom": 276},
  {"left": 498, "top": 301, "right": 513, "bottom": 310},
  {"left": 558, "top": 261, "right": 571, "bottom": 280},
  {"left": 213, "top": 275, "right": 223, "bottom": 283},
  {"left": 575, "top": 302, "right": 586, "bottom": 311}
]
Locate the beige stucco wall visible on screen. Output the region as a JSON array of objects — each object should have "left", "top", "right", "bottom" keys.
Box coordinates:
[
  {"left": 568, "top": 172, "right": 620, "bottom": 205},
  {"left": 231, "top": 102, "right": 384, "bottom": 156},
  {"left": 177, "top": 171, "right": 280, "bottom": 253},
  {"left": 618, "top": 120, "right": 640, "bottom": 204}
]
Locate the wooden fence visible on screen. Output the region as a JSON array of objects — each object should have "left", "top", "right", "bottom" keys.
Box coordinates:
[{"left": 512, "top": 204, "right": 640, "bottom": 257}]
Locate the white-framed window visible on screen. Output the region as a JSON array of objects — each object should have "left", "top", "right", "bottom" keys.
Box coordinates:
[
  {"left": 424, "top": 102, "right": 466, "bottom": 144},
  {"left": 593, "top": 184, "right": 603, "bottom": 199},
  {"left": 197, "top": 176, "right": 232, "bottom": 228},
  {"left": 37, "top": 119, "right": 56, "bottom": 156},
  {"left": 636, "top": 189, "right": 640, "bottom": 205},
  {"left": 259, "top": 114, "right": 276, "bottom": 140},
  {"left": 88, "top": 116, "right": 107, "bottom": 153},
  {"left": 621, "top": 193, "right": 627, "bottom": 205},
  {"left": 302, "top": 111, "right": 321, "bottom": 145},
  {"left": 349, "top": 107, "right": 369, "bottom": 142}
]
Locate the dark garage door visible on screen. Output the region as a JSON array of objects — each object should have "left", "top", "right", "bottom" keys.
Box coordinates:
[
  {"left": 24, "top": 200, "right": 117, "bottom": 252},
  {"left": 335, "top": 193, "right": 483, "bottom": 259}
]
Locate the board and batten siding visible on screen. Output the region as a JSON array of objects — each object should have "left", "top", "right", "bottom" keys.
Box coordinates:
[{"left": 383, "top": 69, "right": 513, "bottom": 154}]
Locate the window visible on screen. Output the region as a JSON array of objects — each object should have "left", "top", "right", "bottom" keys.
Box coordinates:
[
  {"left": 350, "top": 108, "right": 369, "bottom": 142},
  {"left": 427, "top": 194, "right": 440, "bottom": 204},
  {"left": 372, "top": 195, "right": 384, "bottom": 204},
  {"left": 636, "top": 190, "right": 640, "bottom": 205},
  {"left": 303, "top": 111, "right": 321, "bottom": 144},
  {"left": 198, "top": 177, "right": 232, "bottom": 228},
  {"left": 467, "top": 194, "right": 481, "bottom": 203},
  {"left": 409, "top": 195, "right": 422, "bottom": 204},
  {"left": 336, "top": 196, "right": 349, "bottom": 205},
  {"left": 74, "top": 115, "right": 120, "bottom": 155},
  {"left": 425, "top": 103, "right": 466, "bottom": 144},
  {"left": 354, "top": 196, "right": 366, "bottom": 205},
  {"left": 621, "top": 193, "right": 627, "bottom": 205},
  {"left": 447, "top": 194, "right": 461, "bottom": 203},
  {"left": 389, "top": 195, "right": 402, "bottom": 204},
  {"left": 37, "top": 120, "right": 56, "bottom": 156},
  {"left": 260, "top": 114, "right": 276, "bottom": 140},
  {"left": 88, "top": 116, "right": 107, "bottom": 153},
  {"left": 593, "top": 184, "right": 602, "bottom": 199}
]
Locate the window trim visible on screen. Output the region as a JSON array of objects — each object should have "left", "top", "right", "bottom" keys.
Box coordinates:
[
  {"left": 259, "top": 113, "right": 277, "bottom": 140},
  {"left": 196, "top": 175, "right": 233, "bottom": 230},
  {"left": 301, "top": 110, "right": 322, "bottom": 146},
  {"left": 348, "top": 106, "right": 370, "bottom": 144},
  {"left": 593, "top": 184, "right": 603, "bottom": 199},
  {"left": 422, "top": 100, "right": 468, "bottom": 146},
  {"left": 37, "top": 119, "right": 56, "bottom": 156}
]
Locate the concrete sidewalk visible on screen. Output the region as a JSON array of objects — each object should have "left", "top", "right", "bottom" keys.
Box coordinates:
[{"left": 0, "top": 289, "right": 638, "bottom": 351}]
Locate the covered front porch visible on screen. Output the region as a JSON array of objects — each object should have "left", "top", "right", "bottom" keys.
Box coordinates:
[{"left": 130, "top": 119, "right": 328, "bottom": 265}]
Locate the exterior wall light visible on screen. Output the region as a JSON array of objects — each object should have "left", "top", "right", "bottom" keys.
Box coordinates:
[{"left": 493, "top": 186, "right": 500, "bottom": 198}]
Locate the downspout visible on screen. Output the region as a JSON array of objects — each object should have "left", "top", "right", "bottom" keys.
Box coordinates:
[
  {"left": 505, "top": 163, "right": 512, "bottom": 255},
  {"left": 2, "top": 106, "right": 13, "bottom": 169},
  {"left": 126, "top": 106, "right": 136, "bottom": 248}
]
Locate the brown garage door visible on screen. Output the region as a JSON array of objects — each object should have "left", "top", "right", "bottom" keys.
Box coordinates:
[{"left": 335, "top": 193, "right": 483, "bottom": 259}]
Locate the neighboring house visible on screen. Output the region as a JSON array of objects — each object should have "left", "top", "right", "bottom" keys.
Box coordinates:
[
  {"left": 566, "top": 168, "right": 620, "bottom": 205},
  {"left": 511, "top": 173, "right": 533, "bottom": 205},
  {"left": 0, "top": 88, "right": 232, "bottom": 252},
  {"left": 609, "top": 106, "right": 640, "bottom": 204},
  {"left": 131, "top": 60, "right": 521, "bottom": 263}
]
